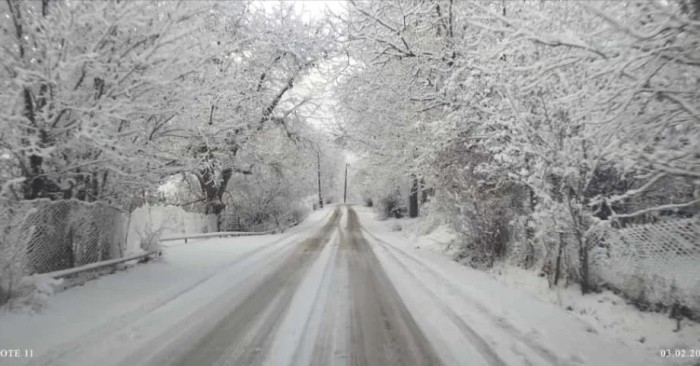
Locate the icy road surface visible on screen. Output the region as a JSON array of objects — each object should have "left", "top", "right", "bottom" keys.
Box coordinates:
[{"left": 0, "top": 206, "right": 659, "bottom": 366}]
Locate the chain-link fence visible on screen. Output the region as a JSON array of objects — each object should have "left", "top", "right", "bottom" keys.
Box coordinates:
[
  {"left": 501, "top": 211, "right": 700, "bottom": 315},
  {"left": 0, "top": 199, "right": 218, "bottom": 306},
  {"left": 588, "top": 218, "right": 700, "bottom": 313},
  {"left": 0, "top": 199, "right": 127, "bottom": 305},
  {"left": 1, "top": 199, "right": 126, "bottom": 276}
]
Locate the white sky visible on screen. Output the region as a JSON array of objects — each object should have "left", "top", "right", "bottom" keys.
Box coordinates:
[{"left": 253, "top": 0, "right": 346, "bottom": 22}]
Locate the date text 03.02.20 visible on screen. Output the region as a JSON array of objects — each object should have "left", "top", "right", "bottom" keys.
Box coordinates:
[{"left": 660, "top": 349, "right": 700, "bottom": 358}]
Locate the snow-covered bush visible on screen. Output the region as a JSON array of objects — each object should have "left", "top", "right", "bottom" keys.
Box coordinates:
[
  {"left": 377, "top": 193, "right": 405, "bottom": 220},
  {"left": 222, "top": 176, "right": 297, "bottom": 232},
  {"left": 136, "top": 225, "right": 164, "bottom": 255},
  {"left": 124, "top": 204, "right": 215, "bottom": 253},
  {"left": 0, "top": 201, "right": 32, "bottom": 306},
  {"left": 3, "top": 275, "right": 63, "bottom": 312},
  {"left": 130, "top": 206, "right": 174, "bottom": 254},
  {"left": 424, "top": 138, "right": 527, "bottom": 268},
  {"left": 287, "top": 206, "right": 310, "bottom": 228},
  {"left": 0, "top": 241, "right": 28, "bottom": 307},
  {"left": 0, "top": 203, "right": 20, "bottom": 306},
  {"left": 214, "top": 127, "right": 341, "bottom": 232}
]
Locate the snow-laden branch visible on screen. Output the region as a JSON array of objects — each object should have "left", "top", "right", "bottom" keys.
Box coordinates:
[
  {"left": 603, "top": 173, "right": 666, "bottom": 205},
  {"left": 612, "top": 199, "right": 700, "bottom": 219},
  {"left": 580, "top": 3, "right": 672, "bottom": 41}
]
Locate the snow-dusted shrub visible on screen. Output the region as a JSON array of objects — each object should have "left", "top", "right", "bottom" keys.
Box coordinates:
[
  {"left": 221, "top": 155, "right": 315, "bottom": 232},
  {"left": 0, "top": 245, "right": 26, "bottom": 307},
  {"left": 376, "top": 193, "right": 405, "bottom": 220},
  {"left": 137, "top": 227, "right": 164, "bottom": 254},
  {"left": 125, "top": 204, "right": 208, "bottom": 253},
  {"left": 287, "top": 206, "right": 309, "bottom": 227},
  {"left": 0, "top": 201, "right": 31, "bottom": 306},
  {"left": 451, "top": 201, "right": 512, "bottom": 269},
  {"left": 425, "top": 140, "right": 529, "bottom": 268},
  {"left": 527, "top": 202, "right": 582, "bottom": 287},
  {"left": 3, "top": 275, "right": 63, "bottom": 312},
  {"left": 619, "top": 270, "right": 653, "bottom": 308},
  {"left": 133, "top": 208, "right": 166, "bottom": 254}
]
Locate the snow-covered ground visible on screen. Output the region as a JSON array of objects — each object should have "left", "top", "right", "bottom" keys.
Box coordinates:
[
  {"left": 0, "top": 208, "right": 334, "bottom": 366},
  {"left": 371, "top": 208, "right": 700, "bottom": 366},
  {"left": 1, "top": 205, "right": 695, "bottom": 366},
  {"left": 488, "top": 265, "right": 700, "bottom": 362}
]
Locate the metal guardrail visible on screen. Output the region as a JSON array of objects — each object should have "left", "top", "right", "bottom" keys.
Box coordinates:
[
  {"left": 33, "top": 222, "right": 298, "bottom": 281},
  {"left": 159, "top": 222, "right": 298, "bottom": 244},
  {"left": 159, "top": 230, "right": 274, "bottom": 243},
  {"left": 40, "top": 250, "right": 160, "bottom": 280}
]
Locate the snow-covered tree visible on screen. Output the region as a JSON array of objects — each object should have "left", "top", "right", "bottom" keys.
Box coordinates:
[
  {"left": 335, "top": 0, "right": 699, "bottom": 289},
  {"left": 0, "top": 1, "right": 207, "bottom": 205},
  {"left": 162, "top": 2, "right": 341, "bottom": 222}
]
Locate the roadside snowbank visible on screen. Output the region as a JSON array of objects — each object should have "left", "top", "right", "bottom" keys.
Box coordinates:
[
  {"left": 0, "top": 235, "right": 281, "bottom": 365},
  {"left": 377, "top": 215, "right": 460, "bottom": 256},
  {"left": 0, "top": 208, "right": 332, "bottom": 364},
  {"left": 488, "top": 264, "right": 700, "bottom": 365},
  {"left": 357, "top": 207, "right": 697, "bottom": 365},
  {"left": 0, "top": 206, "right": 337, "bottom": 366}
]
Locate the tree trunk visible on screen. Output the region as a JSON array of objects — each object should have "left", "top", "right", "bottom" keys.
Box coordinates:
[
  {"left": 579, "top": 235, "right": 590, "bottom": 294},
  {"left": 10, "top": 0, "right": 55, "bottom": 200},
  {"left": 409, "top": 175, "right": 419, "bottom": 218},
  {"left": 343, "top": 163, "right": 348, "bottom": 204},
  {"left": 566, "top": 194, "right": 590, "bottom": 294},
  {"left": 553, "top": 232, "right": 565, "bottom": 286},
  {"left": 196, "top": 166, "right": 232, "bottom": 231}
]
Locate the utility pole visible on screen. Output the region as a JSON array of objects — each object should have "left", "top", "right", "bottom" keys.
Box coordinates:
[
  {"left": 343, "top": 163, "right": 348, "bottom": 203},
  {"left": 317, "top": 151, "right": 323, "bottom": 209}
]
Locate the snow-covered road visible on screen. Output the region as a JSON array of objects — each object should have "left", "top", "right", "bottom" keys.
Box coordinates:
[{"left": 0, "top": 206, "right": 662, "bottom": 366}]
